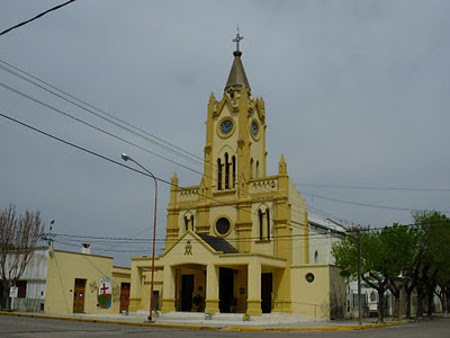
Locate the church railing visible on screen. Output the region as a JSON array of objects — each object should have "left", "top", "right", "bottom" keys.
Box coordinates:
[
  {"left": 178, "top": 186, "right": 199, "bottom": 201},
  {"left": 249, "top": 176, "right": 279, "bottom": 194}
]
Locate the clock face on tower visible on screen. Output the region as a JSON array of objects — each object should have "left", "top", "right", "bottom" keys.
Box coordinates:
[{"left": 220, "top": 119, "right": 234, "bottom": 135}]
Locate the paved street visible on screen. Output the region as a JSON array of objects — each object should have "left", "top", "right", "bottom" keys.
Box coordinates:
[{"left": 0, "top": 315, "right": 449, "bottom": 337}]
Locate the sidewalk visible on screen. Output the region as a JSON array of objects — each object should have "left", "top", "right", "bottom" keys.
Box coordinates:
[{"left": 0, "top": 310, "right": 407, "bottom": 332}]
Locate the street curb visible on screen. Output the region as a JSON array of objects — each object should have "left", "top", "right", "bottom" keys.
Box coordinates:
[{"left": 0, "top": 311, "right": 407, "bottom": 332}]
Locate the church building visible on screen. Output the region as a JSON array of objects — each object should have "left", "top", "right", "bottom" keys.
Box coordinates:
[{"left": 129, "top": 36, "right": 346, "bottom": 319}]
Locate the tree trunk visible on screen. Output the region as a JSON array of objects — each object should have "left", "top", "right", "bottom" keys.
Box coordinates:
[
  {"left": 377, "top": 288, "right": 385, "bottom": 323},
  {"left": 393, "top": 291, "right": 400, "bottom": 320},
  {"left": 427, "top": 289, "right": 434, "bottom": 317},
  {"left": 416, "top": 287, "right": 424, "bottom": 318},
  {"left": 406, "top": 291, "right": 412, "bottom": 319}
]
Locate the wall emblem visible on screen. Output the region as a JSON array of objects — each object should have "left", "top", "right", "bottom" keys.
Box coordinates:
[
  {"left": 184, "top": 240, "right": 193, "bottom": 255},
  {"left": 98, "top": 277, "right": 112, "bottom": 309}
]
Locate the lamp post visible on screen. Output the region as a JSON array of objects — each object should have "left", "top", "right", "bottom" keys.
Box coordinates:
[{"left": 121, "top": 153, "right": 158, "bottom": 322}]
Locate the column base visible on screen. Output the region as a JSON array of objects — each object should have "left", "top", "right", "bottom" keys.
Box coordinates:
[
  {"left": 205, "top": 299, "right": 219, "bottom": 315},
  {"left": 161, "top": 298, "right": 176, "bottom": 313},
  {"left": 128, "top": 297, "right": 142, "bottom": 312},
  {"left": 246, "top": 300, "right": 262, "bottom": 316}
]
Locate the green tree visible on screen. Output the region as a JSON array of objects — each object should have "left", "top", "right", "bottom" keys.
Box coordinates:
[
  {"left": 379, "top": 224, "right": 420, "bottom": 319},
  {"left": 413, "top": 210, "right": 450, "bottom": 317},
  {"left": 332, "top": 228, "right": 388, "bottom": 322}
]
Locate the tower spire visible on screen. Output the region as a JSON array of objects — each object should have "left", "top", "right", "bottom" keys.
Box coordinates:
[{"left": 225, "top": 29, "right": 251, "bottom": 92}]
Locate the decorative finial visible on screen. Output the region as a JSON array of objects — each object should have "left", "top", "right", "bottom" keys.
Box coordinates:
[{"left": 233, "top": 26, "right": 243, "bottom": 52}]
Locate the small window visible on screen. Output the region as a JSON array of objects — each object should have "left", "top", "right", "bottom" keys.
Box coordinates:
[
  {"left": 305, "top": 273, "right": 315, "bottom": 283},
  {"left": 224, "top": 153, "right": 230, "bottom": 189},
  {"left": 217, "top": 159, "right": 222, "bottom": 190},
  {"left": 17, "top": 281, "right": 27, "bottom": 298},
  {"left": 314, "top": 251, "right": 319, "bottom": 263},
  {"left": 232, "top": 156, "right": 236, "bottom": 188},
  {"left": 216, "top": 217, "right": 231, "bottom": 235}
]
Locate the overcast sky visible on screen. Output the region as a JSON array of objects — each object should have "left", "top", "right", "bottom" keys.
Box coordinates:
[{"left": 1, "top": 0, "right": 449, "bottom": 266}]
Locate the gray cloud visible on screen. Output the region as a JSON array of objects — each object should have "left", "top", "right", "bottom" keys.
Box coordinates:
[{"left": 1, "top": 0, "right": 449, "bottom": 265}]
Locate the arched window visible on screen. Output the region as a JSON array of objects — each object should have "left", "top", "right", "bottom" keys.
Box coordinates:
[
  {"left": 217, "top": 158, "right": 222, "bottom": 190},
  {"left": 258, "top": 209, "right": 264, "bottom": 240},
  {"left": 256, "top": 161, "right": 260, "bottom": 178},
  {"left": 224, "top": 152, "right": 230, "bottom": 189},
  {"left": 232, "top": 155, "right": 236, "bottom": 188},
  {"left": 184, "top": 214, "right": 194, "bottom": 231},
  {"left": 314, "top": 250, "right": 319, "bottom": 263},
  {"left": 250, "top": 158, "right": 254, "bottom": 178},
  {"left": 266, "top": 209, "right": 270, "bottom": 240}
]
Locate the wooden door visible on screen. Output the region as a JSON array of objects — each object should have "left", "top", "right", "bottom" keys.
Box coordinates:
[
  {"left": 73, "top": 279, "right": 86, "bottom": 313},
  {"left": 119, "top": 283, "right": 130, "bottom": 313},
  {"left": 181, "top": 275, "right": 194, "bottom": 311},
  {"left": 261, "top": 273, "right": 272, "bottom": 313}
]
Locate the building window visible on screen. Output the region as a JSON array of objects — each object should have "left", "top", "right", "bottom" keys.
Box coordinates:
[
  {"left": 17, "top": 281, "right": 27, "bottom": 298},
  {"left": 314, "top": 250, "right": 319, "bottom": 263},
  {"left": 224, "top": 152, "right": 230, "bottom": 189},
  {"left": 256, "top": 161, "right": 260, "bottom": 178},
  {"left": 305, "top": 273, "right": 315, "bottom": 283},
  {"left": 215, "top": 217, "right": 231, "bottom": 236},
  {"left": 250, "top": 158, "right": 254, "bottom": 178},
  {"left": 217, "top": 158, "right": 222, "bottom": 190},
  {"left": 184, "top": 216, "right": 189, "bottom": 231},
  {"left": 258, "top": 207, "right": 271, "bottom": 241},
  {"left": 232, "top": 155, "right": 236, "bottom": 188},
  {"left": 258, "top": 209, "right": 264, "bottom": 240},
  {"left": 184, "top": 213, "right": 194, "bottom": 231}
]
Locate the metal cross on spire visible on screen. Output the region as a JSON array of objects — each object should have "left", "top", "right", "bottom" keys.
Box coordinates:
[{"left": 233, "top": 27, "right": 243, "bottom": 52}]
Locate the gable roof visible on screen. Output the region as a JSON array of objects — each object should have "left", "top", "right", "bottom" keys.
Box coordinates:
[{"left": 196, "top": 233, "right": 238, "bottom": 254}]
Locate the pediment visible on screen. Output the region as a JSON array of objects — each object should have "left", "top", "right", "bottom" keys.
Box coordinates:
[{"left": 159, "top": 230, "right": 218, "bottom": 261}]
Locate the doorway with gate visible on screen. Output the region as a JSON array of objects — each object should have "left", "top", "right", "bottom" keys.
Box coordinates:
[
  {"left": 181, "top": 274, "right": 194, "bottom": 311},
  {"left": 120, "top": 282, "right": 130, "bottom": 313},
  {"left": 73, "top": 278, "right": 86, "bottom": 313},
  {"left": 219, "top": 267, "right": 234, "bottom": 313},
  {"left": 261, "top": 273, "right": 273, "bottom": 313}
]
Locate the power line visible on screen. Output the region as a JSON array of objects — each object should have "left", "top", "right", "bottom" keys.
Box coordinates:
[
  {"left": 0, "top": 0, "right": 77, "bottom": 37},
  {"left": 302, "top": 192, "right": 450, "bottom": 214},
  {"left": 0, "top": 60, "right": 343, "bottom": 223},
  {"left": 296, "top": 183, "right": 450, "bottom": 193},
  {"left": 0, "top": 59, "right": 205, "bottom": 169},
  {"left": 0, "top": 112, "right": 320, "bottom": 227},
  {"left": 0, "top": 81, "right": 205, "bottom": 177}
]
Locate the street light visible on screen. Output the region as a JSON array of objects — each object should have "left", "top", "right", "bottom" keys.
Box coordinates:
[{"left": 121, "top": 153, "right": 158, "bottom": 322}]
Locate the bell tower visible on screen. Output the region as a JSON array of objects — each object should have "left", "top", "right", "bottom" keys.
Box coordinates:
[{"left": 203, "top": 31, "right": 267, "bottom": 197}]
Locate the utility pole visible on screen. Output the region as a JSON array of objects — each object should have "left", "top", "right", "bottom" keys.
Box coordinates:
[{"left": 356, "top": 226, "right": 362, "bottom": 326}]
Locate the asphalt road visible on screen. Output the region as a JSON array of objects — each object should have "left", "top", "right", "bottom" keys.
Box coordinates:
[{"left": 0, "top": 315, "right": 448, "bottom": 337}]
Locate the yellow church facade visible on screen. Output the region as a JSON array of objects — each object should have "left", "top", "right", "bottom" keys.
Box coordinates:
[{"left": 129, "top": 42, "right": 346, "bottom": 319}]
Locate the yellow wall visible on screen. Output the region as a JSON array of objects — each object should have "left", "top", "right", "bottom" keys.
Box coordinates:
[
  {"left": 290, "top": 265, "right": 346, "bottom": 319},
  {"left": 45, "top": 249, "right": 130, "bottom": 314}
]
